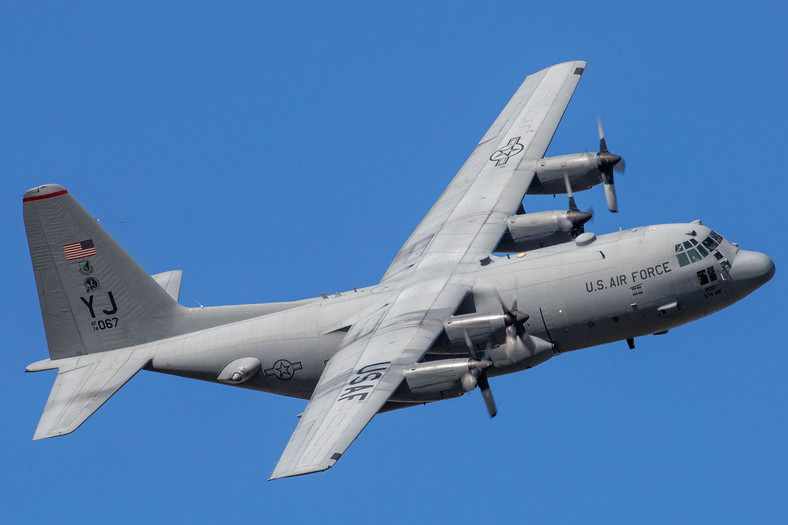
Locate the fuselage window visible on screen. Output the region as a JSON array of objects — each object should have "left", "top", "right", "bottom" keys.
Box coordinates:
[
  {"left": 687, "top": 248, "right": 702, "bottom": 263},
  {"left": 696, "top": 244, "right": 709, "bottom": 257},
  {"left": 677, "top": 252, "right": 690, "bottom": 267},
  {"left": 709, "top": 231, "right": 724, "bottom": 243}
]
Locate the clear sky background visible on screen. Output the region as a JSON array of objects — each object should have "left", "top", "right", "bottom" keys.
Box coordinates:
[{"left": 1, "top": 2, "right": 785, "bottom": 523}]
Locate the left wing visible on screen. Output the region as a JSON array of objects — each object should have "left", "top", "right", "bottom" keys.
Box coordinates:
[
  {"left": 271, "top": 61, "right": 586, "bottom": 479},
  {"left": 383, "top": 61, "right": 586, "bottom": 281}
]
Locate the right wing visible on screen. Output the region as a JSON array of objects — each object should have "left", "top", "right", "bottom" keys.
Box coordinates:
[{"left": 270, "top": 283, "right": 468, "bottom": 479}]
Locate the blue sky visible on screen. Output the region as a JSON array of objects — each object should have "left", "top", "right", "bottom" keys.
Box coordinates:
[{"left": 2, "top": 2, "right": 785, "bottom": 523}]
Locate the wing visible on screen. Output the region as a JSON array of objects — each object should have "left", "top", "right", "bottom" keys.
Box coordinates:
[
  {"left": 270, "top": 283, "right": 468, "bottom": 479},
  {"left": 383, "top": 60, "right": 586, "bottom": 281},
  {"left": 271, "top": 61, "right": 586, "bottom": 479}
]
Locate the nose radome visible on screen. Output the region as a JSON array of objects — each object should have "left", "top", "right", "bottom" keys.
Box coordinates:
[{"left": 729, "top": 250, "right": 775, "bottom": 296}]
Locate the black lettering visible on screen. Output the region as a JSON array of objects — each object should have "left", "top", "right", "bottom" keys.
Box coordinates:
[
  {"left": 338, "top": 392, "right": 369, "bottom": 402},
  {"left": 631, "top": 271, "right": 638, "bottom": 283},
  {"left": 609, "top": 277, "right": 617, "bottom": 288},
  {"left": 640, "top": 269, "right": 648, "bottom": 280},
  {"left": 646, "top": 267, "right": 655, "bottom": 278},
  {"left": 341, "top": 384, "right": 372, "bottom": 396},
  {"left": 586, "top": 282, "right": 594, "bottom": 293},
  {"left": 357, "top": 361, "right": 390, "bottom": 374},
  {"left": 80, "top": 295, "right": 96, "bottom": 318},
  {"left": 349, "top": 372, "right": 382, "bottom": 385},
  {"left": 102, "top": 291, "right": 118, "bottom": 315},
  {"left": 596, "top": 279, "right": 604, "bottom": 291},
  {"left": 663, "top": 262, "right": 671, "bottom": 273}
]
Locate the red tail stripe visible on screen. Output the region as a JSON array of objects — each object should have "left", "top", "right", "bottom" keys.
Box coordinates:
[{"left": 23, "top": 189, "right": 69, "bottom": 202}]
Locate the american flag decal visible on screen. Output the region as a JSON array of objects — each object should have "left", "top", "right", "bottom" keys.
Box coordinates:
[{"left": 63, "top": 239, "right": 96, "bottom": 261}]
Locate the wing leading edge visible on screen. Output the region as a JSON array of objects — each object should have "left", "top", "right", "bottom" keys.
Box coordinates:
[{"left": 271, "top": 61, "right": 587, "bottom": 479}]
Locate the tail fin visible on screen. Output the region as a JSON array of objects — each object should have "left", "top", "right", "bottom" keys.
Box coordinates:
[{"left": 24, "top": 184, "right": 183, "bottom": 359}]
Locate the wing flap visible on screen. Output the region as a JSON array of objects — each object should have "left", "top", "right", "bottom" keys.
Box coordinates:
[{"left": 31, "top": 348, "right": 151, "bottom": 439}]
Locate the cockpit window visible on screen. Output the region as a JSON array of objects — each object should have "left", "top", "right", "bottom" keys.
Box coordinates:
[
  {"left": 709, "top": 231, "right": 723, "bottom": 243},
  {"left": 702, "top": 236, "right": 718, "bottom": 251},
  {"left": 676, "top": 234, "right": 717, "bottom": 267}
]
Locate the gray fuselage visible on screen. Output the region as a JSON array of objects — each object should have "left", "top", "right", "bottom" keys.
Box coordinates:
[{"left": 148, "top": 222, "right": 773, "bottom": 404}]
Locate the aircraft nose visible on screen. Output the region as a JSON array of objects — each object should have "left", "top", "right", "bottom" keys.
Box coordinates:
[{"left": 729, "top": 250, "right": 775, "bottom": 297}]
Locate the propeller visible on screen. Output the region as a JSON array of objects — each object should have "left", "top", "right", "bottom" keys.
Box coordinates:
[
  {"left": 460, "top": 288, "right": 531, "bottom": 418},
  {"left": 596, "top": 115, "right": 624, "bottom": 213},
  {"left": 462, "top": 334, "right": 497, "bottom": 418},
  {"left": 563, "top": 172, "right": 593, "bottom": 237},
  {"left": 495, "top": 292, "right": 529, "bottom": 363}
]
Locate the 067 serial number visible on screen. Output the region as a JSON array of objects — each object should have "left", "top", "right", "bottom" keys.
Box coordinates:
[{"left": 91, "top": 317, "right": 119, "bottom": 331}]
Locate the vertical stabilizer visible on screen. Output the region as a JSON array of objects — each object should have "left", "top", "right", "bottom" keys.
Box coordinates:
[{"left": 23, "top": 184, "right": 182, "bottom": 359}]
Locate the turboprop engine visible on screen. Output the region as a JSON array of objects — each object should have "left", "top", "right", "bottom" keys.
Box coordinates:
[
  {"left": 525, "top": 116, "right": 625, "bottom": 212},
  {"left": 497, "top": 171, "right": 592, "bottom": 253},
  {"left": 414, "top": 287, "right": 557, "bottom": 418},
  {"left": 495, "top": 208, "right": 592, "bottom": 252},
  {"left": 402, "top": 358, "right": 493, "bottom": 401}
]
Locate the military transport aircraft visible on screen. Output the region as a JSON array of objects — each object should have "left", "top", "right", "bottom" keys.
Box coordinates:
[{"left": 23, "top": 61, "right": 774, "bottom": 480}]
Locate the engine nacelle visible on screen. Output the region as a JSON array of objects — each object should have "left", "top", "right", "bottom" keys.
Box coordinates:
[
  {"left": 495, "top": 209, "right": 591, "bottom": 253},
  {"left": 402, "top": 358, "right": 492, "bottom": 401},
  {"left": 527, "top": 153, "right": 602, "bottom": 195},
  {"left": 442, "top": 312, "right": 508, "bottom": 351}
]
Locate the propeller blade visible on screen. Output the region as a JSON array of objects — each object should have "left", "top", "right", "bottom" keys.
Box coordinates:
[
  {"left": 563, "top": 171, "right": 578, "bottom": 212},
  {"left": 504, "top": 324, "right": 518, "bottom": 361},
  {"left": 463, "top": 329, "right": 477, "bottom": 359},
  {"left": 482, "top": 339, "right": 492, "bottom": 361},
  {"left": 597, "top": 114, "right": 608, "bottom": 153},
  {"left": 604, "top": 180, "right": 618, "bottom": 213},
  {"left": 477, "top": 374, "right": 497, "bottom": 418}
]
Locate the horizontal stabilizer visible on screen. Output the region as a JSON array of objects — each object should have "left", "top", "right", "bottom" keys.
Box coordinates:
[{"left": 30, "top": 348, "right": 151, "bottom": 440}]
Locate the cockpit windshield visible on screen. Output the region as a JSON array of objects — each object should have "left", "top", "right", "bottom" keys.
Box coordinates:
[{"left": 675, "top": 231, "right": 724, "bottom": 267}]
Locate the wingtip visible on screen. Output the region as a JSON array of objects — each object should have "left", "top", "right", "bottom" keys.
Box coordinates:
[{"left": 269, "top": 462, "right": 333, "bottom": 481}]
